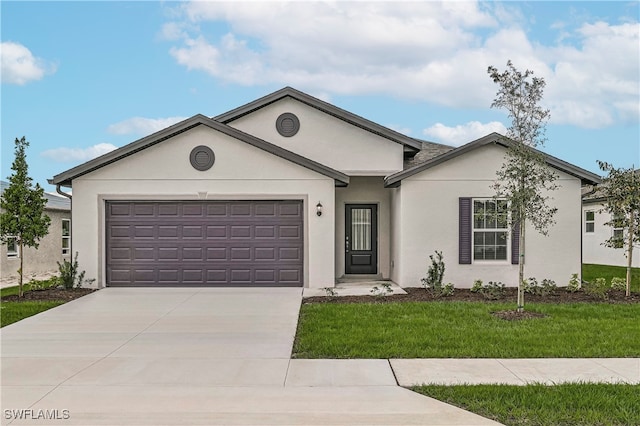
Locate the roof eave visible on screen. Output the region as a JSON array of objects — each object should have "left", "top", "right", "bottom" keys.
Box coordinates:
[
  {"left": 384, "top": 132, "right": 603, "bottom": 187},
  {"left": 50, "top": 114, "right": 350, "bottom": 187},
  {"left": 214, "top": 87, "right": 422, "bottom": 152}
]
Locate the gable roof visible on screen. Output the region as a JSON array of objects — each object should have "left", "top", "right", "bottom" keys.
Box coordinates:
[
  {"left": 1, "top": 180, "right": 70, "bottom": 211},
  {"left": 385, "top": 132, "right": 602, "bottom": 187},
  {"left": 214, "top": 86, "right": 424, "bottom": 152},
  {"left": 49, "top": 114, "right": 350, "bottom": 187}
]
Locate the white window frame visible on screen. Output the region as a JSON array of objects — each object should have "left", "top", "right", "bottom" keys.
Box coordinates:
[
  {"left": 472, "top": 198, "right": 509, "bottom": 262},
  {"left": 585, "top": 211, "right": 595, "bottom": 233},
  {"left": 6, "top": 237, "right": 19, "bottom": 258},
  {"left": 62, "top": 219, "right": 71, "bottom": 256},
  {"left": 612, "top": 213, "right": 624, "bottom": 248}
]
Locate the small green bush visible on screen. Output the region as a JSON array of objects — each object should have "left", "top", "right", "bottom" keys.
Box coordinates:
[
  {"left": 583, "top": 277, "right": 609, "bottom": 300},
  {"left": 370, "top": 282, "right": 393, "bottom": 297},
  {"left": 422, "top": 251, "right": 450, "bottom": 297},
  {"left": 524, "top": 278, "right": 557, "bottom": 297},
  {"left": 610, "top": 277, "right": 626, "bottom": 291},
  {"left": 567, "top": 273, "right": 581, "bottom": 292},
  {"left": 441, "top": 283, "right": 455, "bottom": 297},
  {"left": 470, "top": 279, "right": 483, "bottom": 293},
  {"left": 480, "top": 281, "right": 506, "bottom": 300},
  {"left": 57, "top": 252, "right": 95, "bottom": 289}
]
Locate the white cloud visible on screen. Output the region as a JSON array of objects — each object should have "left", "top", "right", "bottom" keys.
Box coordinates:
[
  {"left": 164, "top": 2, "right": 639, "bottom": 129},
  {"left": 41, "top": 143, "right": 118, "bottom": 163},
  {"left": 1, "top": 41, "right": 56, "bottom": 85},
  {"left": 423, "top": 121, "right": 508, "bottom": 146},
  {"left": 107, "top": 116, "right": 187, "bottom": 135}
]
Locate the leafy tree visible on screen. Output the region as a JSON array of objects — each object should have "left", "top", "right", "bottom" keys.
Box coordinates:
[
  {"left": 488, "top": 61, "right": 559, "bottom": 312},
  {"left": 596, "top": 161, "right": 639, "bottom": 296},
  {"left": 0, "top": 137, "right": 51, "bottom": 297}
]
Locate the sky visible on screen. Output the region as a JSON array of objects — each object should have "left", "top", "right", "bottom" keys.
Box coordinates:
[{"left": 1, "top": 1, "right": 639, "bottom": 192}]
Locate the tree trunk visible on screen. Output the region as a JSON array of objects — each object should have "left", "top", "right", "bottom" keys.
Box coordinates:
[
  {"left": 517, "top": 217, "right": 526, "bottom": 312},
  {"left": 626, "top": 218, "right": 635, "bottom": 297},
  {"left": 19, "top": 240, "right": 24, "bottom": 298}
]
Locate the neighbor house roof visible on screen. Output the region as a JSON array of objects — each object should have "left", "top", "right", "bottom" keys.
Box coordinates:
[
  {"left": 385, "top": 132, "right": 602, "bottom": 187},
  {"left": 49, "top": 114, "right": 350, "bottom": 187},
  {"left": 214, "top": 86, "right": 426, "bottom": 153},
  {"left": 582, "top": 168, "right": 640, "bottom": 204},
  {"left": 1, "top": 180, "right": 70, "bottom": 211}
]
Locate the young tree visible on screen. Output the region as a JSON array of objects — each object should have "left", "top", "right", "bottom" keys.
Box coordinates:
[
  {"left": 596, "top": 161, "right": 639, "bottom": 296},
  {"left": 0, "top": 137, "right": 51, "bottom": 297},
  {"left": 488, "top": 61, "right": 559, "bottom": 312}
]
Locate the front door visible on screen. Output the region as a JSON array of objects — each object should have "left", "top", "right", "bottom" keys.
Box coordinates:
[{"left": 345, "top": 204, "right": 378, "bottom": 274}]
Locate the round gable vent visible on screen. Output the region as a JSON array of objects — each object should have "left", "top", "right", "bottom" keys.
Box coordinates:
[
  {"left": 276, "top": 113, "right": 300, "bottom": 137},
  {"left": 189, "top": 145, "right": 215, "bottom": 171}
]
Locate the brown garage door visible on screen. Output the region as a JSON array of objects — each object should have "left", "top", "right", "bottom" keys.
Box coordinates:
[{"left": 106, "top": 200, "right": 303, "bottom": 287}]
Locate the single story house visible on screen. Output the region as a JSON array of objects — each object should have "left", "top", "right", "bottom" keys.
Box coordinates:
[
  {"left": 1, "top": 180, "right": 71, "bottom": 283},
  {"left": 49, "top": 87, "right": 601, "bottom": 289},
  {"left": 582, "top": 184, "right": 639, "bottom": 268}
]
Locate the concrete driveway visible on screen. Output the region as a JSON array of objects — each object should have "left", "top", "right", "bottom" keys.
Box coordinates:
[{"left": 1, "top": 288, "right": 499, "bottom": 425}]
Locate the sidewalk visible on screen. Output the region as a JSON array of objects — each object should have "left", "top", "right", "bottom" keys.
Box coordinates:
[{"left": 287, "top": 358, "right": 639, "bottom": 387}]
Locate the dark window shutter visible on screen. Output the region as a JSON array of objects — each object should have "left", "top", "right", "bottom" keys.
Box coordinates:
[
  {"left": 511, "top": 221, "right": 520, "bottom": 265},
  {"left": 459, "top": 198, "right": 472, "bottom": 264}
]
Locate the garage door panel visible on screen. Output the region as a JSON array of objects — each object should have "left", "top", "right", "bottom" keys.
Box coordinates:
[{"left": 106, "top": 201, "right": 303, "bottom": 286}]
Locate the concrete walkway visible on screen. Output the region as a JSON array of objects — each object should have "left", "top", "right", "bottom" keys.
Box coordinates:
[{"left": 1, "top": 288, "right": 500, "bottom": 425}]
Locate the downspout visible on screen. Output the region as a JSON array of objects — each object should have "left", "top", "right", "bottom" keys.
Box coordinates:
[{"left": 55, "top": 184, "right": 72, "bottom": 200}]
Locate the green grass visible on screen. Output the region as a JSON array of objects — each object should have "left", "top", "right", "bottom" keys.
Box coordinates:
[
  {"left": 1, "top": 300, "right": 65, "bottom": 327},
  {"left": 1, "top": 278, "right": 62, "bottom": 327},
  {"left": 413, "top": 383, "right": 640, "bottom": 426},
  {"left": 583, "top": 263, "right": 640, "bottom": 292},
  {"left": 0, "top": 277, "right": 58, "bottom": 297},
  {"left": 293, "top": 301, "right": 640, "bottom": 358}
]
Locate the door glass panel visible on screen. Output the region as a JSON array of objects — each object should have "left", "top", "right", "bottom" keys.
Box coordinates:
[{"left": 351, "top": 208, "right": 371, "bottom": 251}]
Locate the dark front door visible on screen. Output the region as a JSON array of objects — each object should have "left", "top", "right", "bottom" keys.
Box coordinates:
[{"left": 345, "top": 204, "right": 378, "bottom": 274}]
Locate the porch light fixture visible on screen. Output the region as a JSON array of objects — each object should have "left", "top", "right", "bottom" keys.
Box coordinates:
[{"left": 316, "top": 202, "right": 323, "bottom": 216}]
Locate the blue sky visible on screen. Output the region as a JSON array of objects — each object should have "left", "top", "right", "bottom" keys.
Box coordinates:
[{"left": 1, "top": 1, "right": 638, "bottom": 191}]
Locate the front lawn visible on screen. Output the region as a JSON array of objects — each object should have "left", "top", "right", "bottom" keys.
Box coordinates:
[
  {"left": 0, "top": 300, "right": 66, "bottom": 327},
  {"left": 413, "top": 383, "right": 640, "bottom": 426},
  {"left": 583, "top": 263, "right": 640, "bottom": 293},
  {"left": 1, "top": 278, "right": 93, "bottom": 327},
  {"left": 293, "top": 301, "right": 640, "bottom": 358}
]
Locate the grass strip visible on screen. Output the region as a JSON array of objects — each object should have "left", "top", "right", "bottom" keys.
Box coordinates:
[
  {"left": 582, "top": 263, "right": 640, "bottom": 292},
  {"left": 1, "top": 300, "right": 65, "bottom": 327},
  {"left": 413, "top": 383, "right": 640, "bottom": 426},
  {"left": 294, "top": 301, "right": 640, "bottom": 358}
]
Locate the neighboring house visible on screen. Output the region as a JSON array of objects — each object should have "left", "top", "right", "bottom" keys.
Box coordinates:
[
  {"left": 49, "top": 87, "right": 600, "bottom": 289},
  {"left": 582, "top": 184, "right": 640, "bottom": 268},
  {"left": 0, "top": 180, "right": 71, "bottom": 281}
]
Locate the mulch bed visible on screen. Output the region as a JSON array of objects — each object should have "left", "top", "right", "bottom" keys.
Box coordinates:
[
  {"left": 303, "top": 287, "right": 640, "bottom": 305},
  {"left": 1, "top": 287, "right": 96, "bottom": 302}
]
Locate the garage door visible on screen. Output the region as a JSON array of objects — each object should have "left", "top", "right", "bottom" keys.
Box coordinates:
[{"left": 106, "top": 200, "right": 303, "bottom": 286}]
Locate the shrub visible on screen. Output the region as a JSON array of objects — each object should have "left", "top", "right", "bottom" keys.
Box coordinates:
[
  {"left": 57, "top": 252, "right": 95, "bottom": 289},
  {"left": 480, "top": 281, "right": 506, "bottom": 300},
  {"left": 523, "top": 277, "right": 539, "bottom": 295},
  {"left": 567, "top": 273, "right": 581, "bottom": 292},
  {"left": 540, "top": 279, "right": 557, "bottom": 296},
  {"left": 441, "top": 283, "right": 455, "bottom": 297},
  {"left": 583, "top": 277, "right": 609, "bottom": 300},
  {"left": 322, "top": 287, "right": 338, "bottom": 297},
  {"left": 471, "top": 279, "right": 483, "bottom": 293},
  {"left": 371, "top": 282, "right": 393, "bottom": 297},
  {"left": 422, "top": 251, "right": 451, "bottom": 297},
  {"left": 610, "top": 277, "right": 626, "bottom": 291}
]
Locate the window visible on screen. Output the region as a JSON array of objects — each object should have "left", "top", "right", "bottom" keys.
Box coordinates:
[
  {"left": 585, "top": 211, "right": 595, "bottom": 233},
  {"left": 62, "top": 219, "right": 71, "bottom": 256},
  {"left": 612, "top": 213, "right": 624, "bottom": 248},
  {"left": 473, "top": 199, "right": 508, "bottom": 261},
  {"left": 7, "top": 237, "right": 19, "bottom": 258}
]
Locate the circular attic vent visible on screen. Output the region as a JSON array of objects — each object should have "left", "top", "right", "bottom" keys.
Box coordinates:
[
  {"left": 189, "top": 145, "right": 215, "bottom": 171},
  {"left": 276, "top": 113, "right": 300, "bottom": 137}
]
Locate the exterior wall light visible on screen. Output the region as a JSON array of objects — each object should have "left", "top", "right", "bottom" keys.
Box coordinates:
[{"left": 316, "top": 202, "right": 323, "bottom": 216}]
